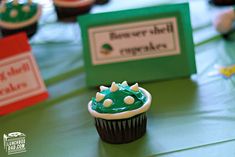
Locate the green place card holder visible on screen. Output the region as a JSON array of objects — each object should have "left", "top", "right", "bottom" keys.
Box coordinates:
[{"left": 78, "top": 3, "right": 196, "bottom": 87}]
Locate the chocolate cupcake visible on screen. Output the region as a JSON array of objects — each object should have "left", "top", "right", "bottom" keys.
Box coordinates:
[
  {"left": 209, "top": 0, "right": 235, "bottom": 6},
  {"left": 88, "top": 81, "right": 152, "bottom": 144},
  {"left": 0, "top": 0, "right": 42, "bottom": 38},
  {"left": 53, "top": 0, "right": 95, "bottom": 22}
]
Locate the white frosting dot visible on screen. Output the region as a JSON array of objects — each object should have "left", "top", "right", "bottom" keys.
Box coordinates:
[
  {"left": 124, "top": 96, "right": 135, "bottom": 105},
  {"left": 22, "top": 5, "right": 30, "bottom": 12},
  {"left": 130, "top": 83, "right": 139, "bottom": 92},
  {"left": 10, "top": 10, "right": 18, "bottom": 18},
  {"left": 103, "top": 99, "right": 113, "bottom": 107}
]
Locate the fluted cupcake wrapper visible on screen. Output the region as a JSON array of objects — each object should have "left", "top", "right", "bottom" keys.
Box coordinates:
[
  {"left": 54, "top": 6, "right": 92, "bottom": 22},
  {"left": 1, "top": 22, "right": 38, "bottom": 38},
  {"left": 94, "top": 113, "right": 147, "bottom": 144}
]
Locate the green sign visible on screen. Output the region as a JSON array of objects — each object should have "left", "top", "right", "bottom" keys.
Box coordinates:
[{"left": 78, "top": 3, "right": 196, "bottom": 87}]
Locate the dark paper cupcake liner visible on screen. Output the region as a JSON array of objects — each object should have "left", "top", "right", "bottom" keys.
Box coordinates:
[
  {"left": 54, "top": 5, "right": 92, "bottom": 22},
  {"left": 95, "top": 113, "right": 147, "bottom": 144},
  {"left": 1, "top": 22, "right": 38, "bottom": 38}
]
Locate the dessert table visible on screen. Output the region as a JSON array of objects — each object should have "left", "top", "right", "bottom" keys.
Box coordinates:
[{"left": 1, "top": 0, "right": 235, "bottom": 156}]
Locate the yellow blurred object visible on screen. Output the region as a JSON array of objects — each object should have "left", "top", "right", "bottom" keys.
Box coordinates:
[{"left": 219, "top": 65, "right": 235, "bottom": 78}]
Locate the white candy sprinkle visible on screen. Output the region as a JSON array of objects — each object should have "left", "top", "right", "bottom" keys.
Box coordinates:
[
  {"left": 100, "top": 85, "right": 108, "bottom": 92},
  {"left": 121, "top": 81, "right": 128, "bottom": 86},
  {"left": 103, "top": 99, "right": 113, "bottom": 107},
  {"left": 124, "top": 96, "right": 135, "bottom": 105},
  {"left": 96, "top": 92, "right": 105, "bottom": 102},
  {"left": 110, "top": 82, "right": 119, "bottom": 92},
  {"left": 130, "top": 83, "right": 139, "bottom": 92}
]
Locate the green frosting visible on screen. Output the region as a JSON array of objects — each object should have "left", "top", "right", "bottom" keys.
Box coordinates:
[
  {"left": 0, "top": 2, "right": 38, "bottom": 23},
  {"left": 91, "top": 83, "right": 147, "bottom": 114}
]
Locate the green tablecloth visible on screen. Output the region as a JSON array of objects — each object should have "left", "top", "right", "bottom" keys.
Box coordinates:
[{"left": 1, "top": 0, "right": 235, "bottom": 156}]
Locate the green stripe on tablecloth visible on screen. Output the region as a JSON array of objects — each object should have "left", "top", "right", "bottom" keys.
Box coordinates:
[
  {"left": 193, "top": 22, "right": 212, "bottom": 31},
  {"left": 195, "top": 34, "right": 222, "bottom": 47}
]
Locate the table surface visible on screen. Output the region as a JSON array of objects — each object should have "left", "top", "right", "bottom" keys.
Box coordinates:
[{"left": 1, "top": 0, "right": 235, "bottom": 157}]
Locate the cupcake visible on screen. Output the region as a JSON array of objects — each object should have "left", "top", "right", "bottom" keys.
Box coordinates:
[
  {"left": 209, "top": 0, "right": 235, "bottom": 6},
  {"left": 0, "top": 0, "right": 42, "bottom": 38},
  {"left": 88, "top": 81, "right": 152, "bottom": 144},
  {"left": 53, "top": 0, "right": 95, "bottom": 22}
]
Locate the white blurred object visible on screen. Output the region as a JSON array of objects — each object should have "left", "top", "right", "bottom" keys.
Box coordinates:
[{"left": 213, "top": 8, "right": 235, "bottom": 33}]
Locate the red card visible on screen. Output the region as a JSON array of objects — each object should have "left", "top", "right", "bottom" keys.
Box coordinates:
[{"left": 0, "top": 33, "right": 49, "bottom": 115}]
